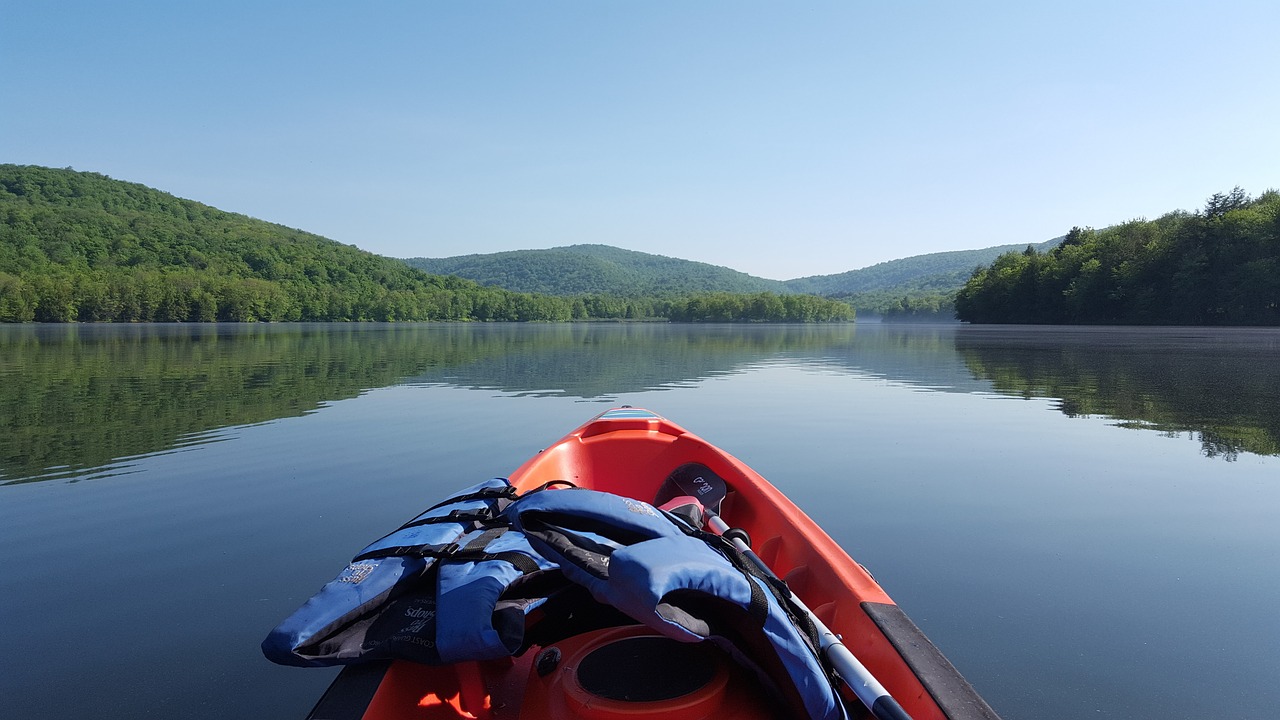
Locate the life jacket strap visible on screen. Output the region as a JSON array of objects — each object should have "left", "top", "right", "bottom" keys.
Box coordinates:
[
  {"left": 690, "top": 527, "right": 822, "bottom": 655},
  {"left": 423, "top": 485, "right": 519, "bottom": 512},
  {"left": 399, "top": 509, "right": 498, "bottom": 529},
  {"left": 354, "top": 527, "right": 544, "bottom": 577},
  {"left": 453, "top": 550, "right": 543, "bottom": 574},
  {"left": 352, "top": 541, "right": 462, "bottom": 562}
]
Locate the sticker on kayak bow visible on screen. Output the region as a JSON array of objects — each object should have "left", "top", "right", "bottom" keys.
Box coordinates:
[
  {"left": 599, "top": 408, "right": 660, "bottom": 420},
  {"left": 338, "top": 561, "right": 376, "bottom": 584}
]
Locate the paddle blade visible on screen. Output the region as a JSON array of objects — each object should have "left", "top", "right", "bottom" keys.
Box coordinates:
[
  {"left": 655, "top": 463, "right": 728, "bottom": 517},
  {"left": 657, "top": 495, "right": 706, "bottom": 529}
]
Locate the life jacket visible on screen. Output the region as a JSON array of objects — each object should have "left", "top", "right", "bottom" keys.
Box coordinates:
[
  {"left": 261, "top": 478, "right": 556, "bottom": 667},
  {"left": 508, "top": 487, "right": 846, "bottom": 720},
  {"left": 263, "top": 481, "right": 846, "bottom": 720}
]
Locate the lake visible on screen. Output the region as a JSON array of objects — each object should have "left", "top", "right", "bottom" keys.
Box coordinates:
[{"left": 2, "top": 322, "right": 1277, "bottom": 719}]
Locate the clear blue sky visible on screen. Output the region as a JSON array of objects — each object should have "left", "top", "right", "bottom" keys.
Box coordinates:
[{"left": 4, "top": 1, "right": 1277, "bottom": 280}]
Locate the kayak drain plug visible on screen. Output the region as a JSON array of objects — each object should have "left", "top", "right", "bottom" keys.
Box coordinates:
[{"left": 535, "top": 647, "right": 561, "bottom": 676}]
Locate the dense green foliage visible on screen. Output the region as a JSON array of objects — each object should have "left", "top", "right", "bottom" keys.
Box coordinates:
[
  {"left": 866, "top": 292, "right": 957, "bottom": 322},
  {"left": 531, "top": 292, "right": 852, "bottom": 323},
  {"left": 405, "top": 238, "right": 1072, "bottom": 321},
  {"left": 406, "top": 244, "right": 790, "bottom": 295},
  {"left": 663, "top": 292, "right": 853, "bottom": 322},
  {"left": 804, "top": 241, "right": 1066, "bottom": 321},
  {"left": 0, "top": 164, "right": 569, "bottom": 322},
  {"left": 783, "top": 239, "right": 1062, "bottom": 296},
  {"left": 406, "top": 240, "right": 1064, "bottom": 317},
  {"left": 0, "top": 166, "right": 849, "bottom": 324},
  {"left": 955, "top": 189, "right": 1280, "bottom": 324}
]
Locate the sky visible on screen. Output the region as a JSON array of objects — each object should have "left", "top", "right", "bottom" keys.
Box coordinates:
[{"left": 3, "top": 1, "right": 1278, "bottom": 280}]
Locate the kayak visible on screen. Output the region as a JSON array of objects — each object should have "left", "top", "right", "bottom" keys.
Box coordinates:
[{"left": 282, "top": 407, "right": 1001, "bottom": 720}]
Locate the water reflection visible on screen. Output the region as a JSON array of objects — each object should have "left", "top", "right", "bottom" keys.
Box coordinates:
[
  {"left": 955, "top": 326, "right": 1280, "bottom": 460},
  {"left": 3, "top": 322, "right": 1278, "bottom": 484},
  {"left": 0, "top": 323, "right": 872, "bottom": 484}
]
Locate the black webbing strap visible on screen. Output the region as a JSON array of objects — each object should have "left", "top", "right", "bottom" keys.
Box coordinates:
[
  {"left": 669, "top": 522, "right": 821, "bottom": 652},
  {"left": 452, "top": 526, "right": 543, "bottom": 574},
  {"left": 461, "top": 527, "right": 507, "bottom": 552},
  {"left": 361, "top": 485, "right": 515, "bottom": 552},
  {"left": 743, "top": 563, "right": 772, "bottom": 625},
  {"left": 353, "top": 541, "right": 462, "bottom": 563},
  {"left": 455, "top": 550, "right": 542, "bottom": 574},
  {"left": 731, "top": 537, "right": 821, "bottom": 656},
  {"left": 399, "top": 509, "right": 496, "bottom": 530},
  {"left": 423, "top": 485, "right": 518, "bottom": 513},
  {"left": 352, "top": 528, "right": 542, "bottom": 575},
  {"left": 698, "top": 532, "right": 773, "bottom": 626}
]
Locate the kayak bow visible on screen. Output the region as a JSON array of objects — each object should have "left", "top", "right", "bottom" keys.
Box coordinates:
[{"left": 292, "top": 408, "right": 1001, "bottom": 720}]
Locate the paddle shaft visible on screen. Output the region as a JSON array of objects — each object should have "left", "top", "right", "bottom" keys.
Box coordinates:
[{"left": 705, "top": 513, "right": 913, "bottom": 720}]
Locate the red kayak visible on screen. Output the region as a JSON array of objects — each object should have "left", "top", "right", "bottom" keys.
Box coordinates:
[{"left": 301, "top": 408, "right": 1000, "bottom": 720}]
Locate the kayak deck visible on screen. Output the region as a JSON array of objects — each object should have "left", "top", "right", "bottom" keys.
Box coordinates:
[{"left": 305, "top": 408, "right": 1000, "bottom": 720}]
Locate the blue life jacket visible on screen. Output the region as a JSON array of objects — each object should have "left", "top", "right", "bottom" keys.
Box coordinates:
[
  {"left": 261, "top": 478, "right": 556, "bottom": 667},
  {"left": 264, "top": 481, "right": 846, "bottom": 720},
  {"left": 507, "top": 488, "right": 847, "bottom": 720}
]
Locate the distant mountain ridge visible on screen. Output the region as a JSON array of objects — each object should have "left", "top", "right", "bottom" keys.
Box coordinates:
[
  {"left": 785, "top": 239, "right": 1065, "bottom": 296},
  {"left": 405, "top": 244, "right": 790, "bottom": 296},
  {"left": 2, "top": 164, "right": 1063, "bottom": 324},
  {"left": 0, "top": 164, "right": 510, "bottom": 322},
  {"left": 405, "top": 238, "right": 1065, "bottom": 299},
  {"left": 0, "top": 166, "right": 852, "bottom": 323}
]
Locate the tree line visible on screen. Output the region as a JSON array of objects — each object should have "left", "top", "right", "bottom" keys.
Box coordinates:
[
  {"left": 0, "top": 165, "right": 851, "bottom": 323},
  {"left": 0, "top": 269, "right": 853, "bottom": 324},
  {"left": 406, "top": 244, "right": 788, "bottom": 296},
  {"left": 0, "top": 269, "right": 851, "bottom": 324},
  {"left": 955, "top": 188, "right": 1280, "bottom": 325}
]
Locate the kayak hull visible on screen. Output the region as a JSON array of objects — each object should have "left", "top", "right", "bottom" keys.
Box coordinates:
[{"left": 303, "top": 408, "right": 1000, "bottom": 720}]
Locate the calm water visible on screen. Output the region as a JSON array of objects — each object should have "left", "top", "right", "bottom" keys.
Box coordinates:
[{"left": 2, "top": 323, "right": 1277, "bottom": 719}]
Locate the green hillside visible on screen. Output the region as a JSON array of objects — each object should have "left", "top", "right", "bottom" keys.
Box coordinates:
[
  {"left": 784, "top": 239, "right": 1063, "bottom": 320},
  {"left": 0, "top": 165, "right": 645, "bottom": 322},
  {"left": 406, "top": 239, "right": 1064, "bottom": 321},
  {"left": 0, "top": 165, "right": 852, "bottom": 324},
  {"left": 405, "top": 244, "right": 790, "bottom": 296},
  {"left": 955, "top": 188, "right": 1280, "bottom": 325},
  {"left": 781, "top": 239, "right": 1063, "bottom": 296}
]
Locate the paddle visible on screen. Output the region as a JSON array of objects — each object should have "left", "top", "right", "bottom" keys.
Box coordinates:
[{"left": 658, "top": 464, "right": 914, "bottom": 720}]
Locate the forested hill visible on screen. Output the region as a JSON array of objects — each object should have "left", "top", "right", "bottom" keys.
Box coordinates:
[
  {"left": 405, "top": 245, "right": 790, "bottom": 295},
  {"left": 0, "top": 164, "right": 518, "bottom": 321},
  {"left": 783, "top": 239, "right": 1063, "bottom": 296},
  {"left": 407, "top": 239, "right": 1065, "bottom": 308},
  {"left": 0, "top": 165, "right": 853, "bottom": 323},
  {"left": 955, "top": 188, "right": 1280, "bottom": 325}
]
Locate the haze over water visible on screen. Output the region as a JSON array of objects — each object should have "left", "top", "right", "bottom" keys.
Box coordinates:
[{"left": 2, "top": 322, "right": 1276, "bottom": 719}]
